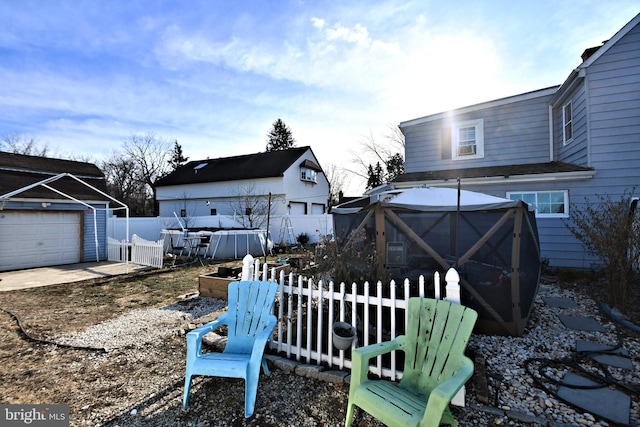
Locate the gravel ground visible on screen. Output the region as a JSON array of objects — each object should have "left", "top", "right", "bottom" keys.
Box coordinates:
[{"left": 4, "top": 277, "right": 639, "bottom": 426}]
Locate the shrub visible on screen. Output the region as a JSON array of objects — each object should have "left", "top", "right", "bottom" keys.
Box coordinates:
[
  {"left": 313, "top": 230, "right": 381, "bottom": 285},
  {"left": 565, "top": 188, "right": 640, "bottom": 308}
]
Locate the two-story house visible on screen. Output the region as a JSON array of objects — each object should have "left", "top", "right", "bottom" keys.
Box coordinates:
[
  {"left": 154, "top": 146, "right": 330, "bottom": 224},
  {"left": 395, "top": 13, "right": 640, "bottom": 269}
]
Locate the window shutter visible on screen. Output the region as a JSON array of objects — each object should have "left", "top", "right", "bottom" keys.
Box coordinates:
[{"left": 441, "top": 127, "right": 451, "bottom": 160}]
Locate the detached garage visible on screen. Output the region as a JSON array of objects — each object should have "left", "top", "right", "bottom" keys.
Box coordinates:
[
  {"left": 0, "top": 152, "right": 124, "bottom": 272},
  {"left": 0, "top": 211, "right": 82, "bottom": 271}
]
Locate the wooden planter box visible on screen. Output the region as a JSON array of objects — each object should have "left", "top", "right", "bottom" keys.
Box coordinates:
[
  {"left": 198, "top": 273, "right": 235, "bottom": 300},
  {"left": 199, "top": 264, "right": 291, "bottom": 300},
  {"left": 265, "top": 263, "right": 291, "bottom": 278}
]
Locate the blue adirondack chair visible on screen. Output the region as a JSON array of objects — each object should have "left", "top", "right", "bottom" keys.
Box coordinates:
[
  {"left": 182, "top": 280, "right": 278, "bottom": 417},
  {"left": 345, "top": 297, "right": 478, "bottom": 427}
]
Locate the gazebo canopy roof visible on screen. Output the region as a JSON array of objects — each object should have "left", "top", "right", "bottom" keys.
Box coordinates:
[{"left": 333, "top": 187, "right": 526, "bottom": 214}]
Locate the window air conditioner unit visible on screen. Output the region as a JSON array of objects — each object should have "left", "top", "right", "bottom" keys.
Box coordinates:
[{"left": 457, "top": 145, "right": 476, "bottom": 156}]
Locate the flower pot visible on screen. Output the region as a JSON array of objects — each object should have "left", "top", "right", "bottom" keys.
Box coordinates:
[{"left": 332, "top": 321, "right": 356, "bottom": 350}]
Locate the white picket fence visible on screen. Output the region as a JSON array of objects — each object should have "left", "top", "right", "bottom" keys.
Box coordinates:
[
  {"left": 240, "top": 255, "right": 462, "bottom": 381},
  {"left": 107, "top": 234, "right": 164, "bottom": 269}
]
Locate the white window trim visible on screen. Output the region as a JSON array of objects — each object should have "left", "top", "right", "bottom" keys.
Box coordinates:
[
  {"left": 451, "top": 119, "right": 484, "bottom": 160},
  {"left": 562, "top": 102, "right": 573, "bottom": 145},
  {"left": 300, "top": 167, "right": 317, "bottom": 183},
  {"left": 507, "top": 190, "right": 569, "bottom": 218}
]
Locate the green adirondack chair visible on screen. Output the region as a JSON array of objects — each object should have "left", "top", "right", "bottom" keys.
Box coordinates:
[
  {"left": 183, "top": 280, "right": 278, "bottom": 418},
  {"left": 345, "top": 298, "right": 478, "bottom": 427}
]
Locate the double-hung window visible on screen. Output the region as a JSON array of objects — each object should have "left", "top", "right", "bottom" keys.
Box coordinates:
[
  {"left": 507, "top": 191, "right": 569, "bottom": 218},
  {"left": 452, "top": 119, "right": 484, "bottom": 160},
  {"left": 562, "top": 102, "right": 573, "bottom": 144}
]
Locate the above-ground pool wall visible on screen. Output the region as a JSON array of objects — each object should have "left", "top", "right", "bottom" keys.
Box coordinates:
[{"left": 208, "top": 230, "right": 268, "bottom": 259}]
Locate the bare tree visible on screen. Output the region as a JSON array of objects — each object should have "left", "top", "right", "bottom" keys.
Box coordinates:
[
  {"left": 100, "top": 152, "right": 148, "bottom": 216},
  {"left": 324, "top": 163, "right": 347, "bottom": 205},
  {"left": 347, "top": 123, "right": 405, "bottom": 186},
  {"left": 2, "top": 134, "right": 52, "bottom": 156},
  {"left": 227, "top": 184, "right": 271, "bottom": 228},
  {"left": 98, "top": 133, "right": 175, "bottom": 216},
  {"left": 121, "top": 133, "right": 174, "bottom": 215}
]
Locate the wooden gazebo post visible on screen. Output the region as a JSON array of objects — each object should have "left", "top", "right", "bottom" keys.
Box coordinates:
[{"left": 374, "top": 203, "right": 386, "bottom": 279}]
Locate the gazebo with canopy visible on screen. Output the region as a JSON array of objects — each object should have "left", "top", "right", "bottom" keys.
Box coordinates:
[{"left": 332, "top": 187, "right": 541, "bottom": 336}]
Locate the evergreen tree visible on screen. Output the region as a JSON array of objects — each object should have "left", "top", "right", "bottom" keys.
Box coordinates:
[
  {"left": 366, "top": 162, "right": 384, "bottom": 190},
  {"left": 168, "top": 140, "right": 189, "bottom": 171},
  {"left": 266, "top": 118, "right": 296, "bottom": 151},
  {"left": 385, "top": 152, "right": 405, "bottom": 182}
]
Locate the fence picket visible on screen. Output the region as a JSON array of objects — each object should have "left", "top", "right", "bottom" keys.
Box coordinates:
[
  {"left": 107, "top": 235, "right": 163, "bottom": 268},
  {"left": 251, "top": 257, "right": 460, "bottom": 382}
]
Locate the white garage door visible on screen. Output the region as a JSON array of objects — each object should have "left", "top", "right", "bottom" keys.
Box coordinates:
[
  {"left": 289, "top": 202, "right": 306, "bottom": 215},
  {"left": 0, "top": 211, "right": 82, "bottom": 272}
]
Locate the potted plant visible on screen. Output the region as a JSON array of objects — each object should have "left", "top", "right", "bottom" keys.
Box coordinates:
[
  {"left": 332, "top": 321, "right": 356, "bottom": 350},
  {"left": 296, "top": 232, "right": 310, "bottom": 247}
]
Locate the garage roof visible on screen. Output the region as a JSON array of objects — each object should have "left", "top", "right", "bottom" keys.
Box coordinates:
[{"left": 0, "top": 152, "right": 108, "bottom": 200}]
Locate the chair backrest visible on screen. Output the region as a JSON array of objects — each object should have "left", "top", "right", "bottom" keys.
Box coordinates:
[
  {"left": 170, "top": 233, "right": 185, "bottom": 249},
  {"left": 399, "top": 298, "right": 477, "bottom": 394},
  {"left": 224, "top": 280, "right": 278, "bottom": 354}
]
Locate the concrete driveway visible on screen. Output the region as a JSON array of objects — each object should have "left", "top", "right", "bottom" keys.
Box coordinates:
[{"left": 0, "top": 261, "right": 152, "bottom": 291}]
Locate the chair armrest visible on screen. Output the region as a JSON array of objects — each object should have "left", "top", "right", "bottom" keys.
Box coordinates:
[
  {"left": 350, "top": 337, "right": 405, "bottom": 387},
  {"left": 249, "top": 316, "right": 277, "bottom": 366},
  {"left": 421, "top": 357, "right": 474, "bottom": 422},
  {"left": 186, "top": 313, "right": 230, "bottom": 357}
]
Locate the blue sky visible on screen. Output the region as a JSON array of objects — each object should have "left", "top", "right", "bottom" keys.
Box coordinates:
[{"left": 1, "top": 1, "right": 638, "bottom": 194}]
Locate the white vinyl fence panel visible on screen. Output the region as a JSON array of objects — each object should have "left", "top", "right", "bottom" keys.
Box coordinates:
[
  {"left": 107, "top": 234, "right": 163, "bottom": 269},
  {"left": 131, "top": 235, "right": 164, "bottom": 268}
]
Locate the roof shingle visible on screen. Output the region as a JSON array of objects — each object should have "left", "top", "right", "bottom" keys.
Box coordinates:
[
  {"left": 155, "top": 146, "right": 313, "bottom": 187},
  {"left": 0, "top": 152, "right": 107, "bottom": 200}
]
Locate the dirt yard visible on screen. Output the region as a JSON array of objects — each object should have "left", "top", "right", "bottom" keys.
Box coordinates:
[
  {"left": 0, "top": 258, "right": 362, "bottom": 427},
  {"left": 2, "top": 260, "right": 639, "bottom": 426}
]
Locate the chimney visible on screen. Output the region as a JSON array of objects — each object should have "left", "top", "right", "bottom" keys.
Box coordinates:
[{"left": 581, "top": 40, "right": 608, "bottom": 62}]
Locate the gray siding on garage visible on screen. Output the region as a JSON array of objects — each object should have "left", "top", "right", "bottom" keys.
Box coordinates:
[{"left": 83, "top": 205, "right": 108, "bottom": 262}]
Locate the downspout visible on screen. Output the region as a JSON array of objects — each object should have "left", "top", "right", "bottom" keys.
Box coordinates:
[
  {"left": 548, "top": 105, "right": 554, "bottom": 161},
  {"left": 584, "top": 72, "right": 592, "bottom": 167}
]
